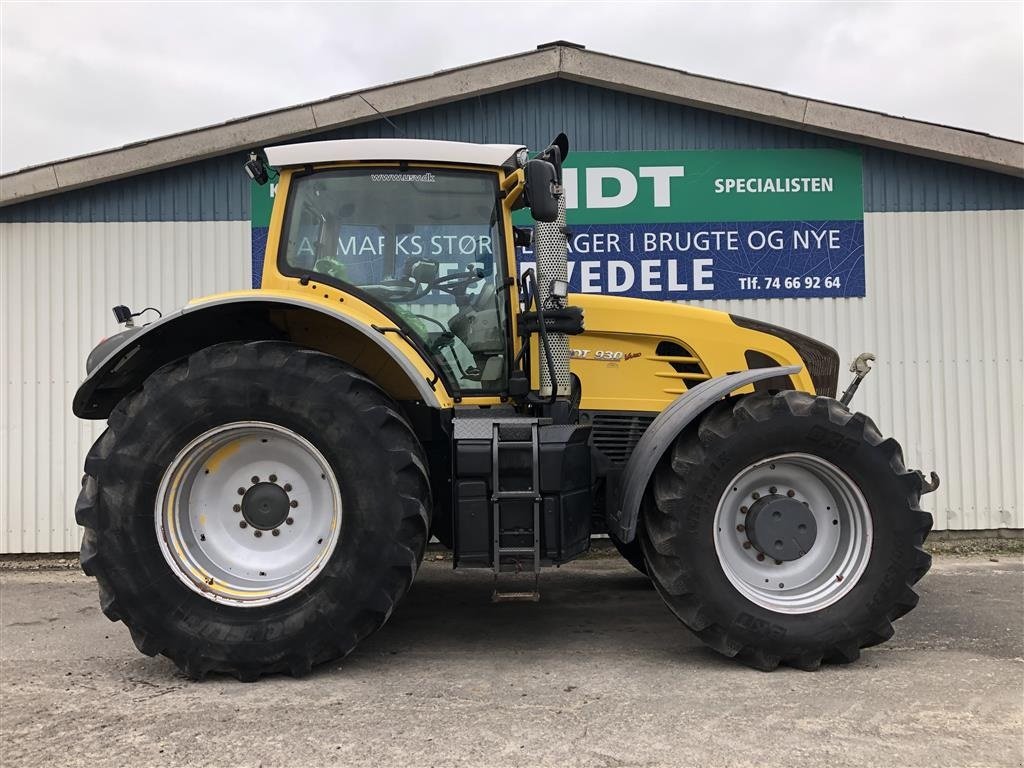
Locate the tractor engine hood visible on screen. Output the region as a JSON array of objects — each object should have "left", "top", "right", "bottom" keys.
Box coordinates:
[{"left": 728, "top": 314, "right": 841, "bottom": 398}]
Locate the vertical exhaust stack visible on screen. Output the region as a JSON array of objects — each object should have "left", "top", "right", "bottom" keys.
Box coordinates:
[{"left": 533, "top": 135, "right": 571, "bottom": 398}]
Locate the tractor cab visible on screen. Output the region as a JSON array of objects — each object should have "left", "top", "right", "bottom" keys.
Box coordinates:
[
  {"left": 254, "top": 137, "right": 572, "bottom": 407},
  {"left": 276, "top": 164, "right": 511, "bottom": 392}
]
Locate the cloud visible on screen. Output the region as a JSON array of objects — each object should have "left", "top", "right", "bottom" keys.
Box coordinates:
[{"left": 1, "top": 1, "right": 1021, "bottom": 172}]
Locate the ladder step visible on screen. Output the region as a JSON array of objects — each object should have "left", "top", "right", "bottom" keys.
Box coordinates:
[
  {"left": 492, "top": 590, "right": 540, "bottom": 603},
  {"left": 491, "top": 570, "right": 540, "bottom": 602},
  {"left": 491, "top": 420, "right": 541, "bottom": 582}
]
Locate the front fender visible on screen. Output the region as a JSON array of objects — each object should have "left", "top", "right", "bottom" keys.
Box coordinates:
[
  {"left": 610, "top": 365, "right": 801, "bottom": 542},
  {"left": 73, "top": 294, "right": 445, "bottom": 419}
]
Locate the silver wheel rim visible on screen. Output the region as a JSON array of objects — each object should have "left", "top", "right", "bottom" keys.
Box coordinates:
[
  {"left": 155, "top": 421, "right": 342, "bottom": 607},
  {"left": 713, "top": 453, "right": 872, "bottom": 614}
]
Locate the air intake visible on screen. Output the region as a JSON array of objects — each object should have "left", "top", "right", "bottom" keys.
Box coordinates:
[
  {"left": 588, "top": 412, "right": 656, "bottom": 467},
  {"left": 534, "top": 174, "right": 570, "bottom": 397},
  {"left": 652, "top": 341, "right": 710, "bottom": 395}
]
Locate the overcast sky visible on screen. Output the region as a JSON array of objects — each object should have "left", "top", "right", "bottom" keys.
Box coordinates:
[{"left": 1, "top": 1, "right": 1021, "bottom": 174}]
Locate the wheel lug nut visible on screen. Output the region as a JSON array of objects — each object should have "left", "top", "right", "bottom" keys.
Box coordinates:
[
  {"left": 283, "top": 483, "right": 293, "bottom": 492},
  {"left": 751, "top": 492, "right": 760, "bottom": 500},
  {"left": 787, "top": 489, "right": 796, "bottom": 498},
  {"left": 269, "top": 474, "right": 278, "bottom": 483},
  {"left": 272, "top": 529, "right": 280, "bottom": 536},
  {"left": 286, "top": 517, "right": 294, "bottom": 525},
  {"left": 289, "top": 500, "right": 298, "bottom": 508},
  {"left": 232, "top": 504, "right": 241, "bottom": 512},
  {"left": 736, "top": 524, "right": 745, "bottom": 532},
  {"left": 239, "top": 521, "right": 247, "bottom": 529},
  {"left": 740, "top": 506, "right": 748, "bottom": 514},
  {"left": 775, "top": 559, "right": 783, "bottom": 565},
  {"left": 756, "top": 553, "right": 765, "bottom": 561},
  {"left": 769, "top": 486, "right": 777, "bottom": 495},
  {"left": 742, "top": 541, "right": 752, "bottom": 549},
  {"left": 237, "top": 487, "right": 246, "bottom": 496},
  {"left": 251, "top": 476, "right": 260, "bottom": 484},
  {"left": 254, "top": 530, "right": 262, "bottom": 538}
]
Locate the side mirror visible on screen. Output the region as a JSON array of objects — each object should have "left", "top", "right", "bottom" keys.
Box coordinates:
[
  {"left": 524, "top": 158, "right": 560, "bottom": 223},
  {"left": 244, "top": 152, "right": 269, "bottom": 185}
]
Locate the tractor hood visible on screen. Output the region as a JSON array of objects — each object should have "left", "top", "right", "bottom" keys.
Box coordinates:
[{"left": 567, "top": 293, "right": 834, "bottom": 413}]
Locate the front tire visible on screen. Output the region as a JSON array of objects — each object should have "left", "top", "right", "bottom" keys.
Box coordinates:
[
  {"left": 76, "top": 341, "right": 431, "bottom": 680},
  {"left": 641, "top": 391, "right": 932, "bottom": 671}
]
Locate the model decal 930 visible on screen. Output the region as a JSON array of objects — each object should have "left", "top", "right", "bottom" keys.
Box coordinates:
[{"left": 570, "top": 349, "right": 638, "bottom": 361}]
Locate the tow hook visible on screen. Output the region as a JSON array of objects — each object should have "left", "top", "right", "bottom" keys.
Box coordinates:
[
  {"left": 836, "top": 353, "right": 940, "bottom": 495},
  {"left": 839, "top": 352, "right": 876, "bottom": 407}
]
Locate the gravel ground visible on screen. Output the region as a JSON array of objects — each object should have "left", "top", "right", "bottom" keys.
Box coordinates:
[
  {"left": 2, "top": 535, "right": 1020, "bottom": 571},
  {"left": 1, "top": 554, "right": 1022, "bottom": 768}
]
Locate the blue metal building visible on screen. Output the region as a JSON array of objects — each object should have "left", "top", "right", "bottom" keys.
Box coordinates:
[{"left": 1, "top": 43, "right": 1022, "bottom": 552}]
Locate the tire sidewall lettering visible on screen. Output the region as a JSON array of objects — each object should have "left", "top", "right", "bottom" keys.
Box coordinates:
[
  {"left": 83, "top": 342, "right": 430, "bottom": 675},
  {"left": 642, "top": 393, "right": 927, "bottom": 662}
]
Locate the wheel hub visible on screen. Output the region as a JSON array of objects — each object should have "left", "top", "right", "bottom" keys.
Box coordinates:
[
  {"left": 155, "top": 421, "right": 342, "bottom": 607},
  {"left": 745, "top": 495, "right": 817, "bottom": 561},
  {"left": 713, "top": 453, "right": 873, "bottom": 614},
  {"left": 241, "top": 482, "right": 291, "bottom": 530}
]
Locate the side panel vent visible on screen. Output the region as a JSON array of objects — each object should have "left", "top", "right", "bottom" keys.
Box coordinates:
[
  {"left": 652, "top": 340, "right": 710, "bottom": 394},
  {"left": 587, "top": 412, "right": 657, "bottom": 467}
]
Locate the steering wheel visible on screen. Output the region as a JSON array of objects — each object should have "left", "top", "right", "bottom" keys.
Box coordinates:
[
  {"left": 361, "top": 268, "right": 485, "bottom": 303},
  {"left": 431, "top": 269, "right": 485, "bottom": 296},
  {"left": 360, "top": 278, "right": 419, "bottom": 302}
]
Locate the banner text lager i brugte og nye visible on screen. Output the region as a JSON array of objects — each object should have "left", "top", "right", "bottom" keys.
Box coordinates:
[
  {"left": 515, "top": 148, "right": 864, "bottom": 299},
  {"left": 251, "top": 148, "right": 865, "bottom": 300}
]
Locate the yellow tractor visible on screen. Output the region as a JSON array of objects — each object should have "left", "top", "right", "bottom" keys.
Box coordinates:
[{"left": 73, "top": 135, "right": 936, "bottom": 679}]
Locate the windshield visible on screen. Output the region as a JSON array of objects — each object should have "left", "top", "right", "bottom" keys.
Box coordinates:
[{"left": 280, "top": 168, "right": 510, "bottom": 394}]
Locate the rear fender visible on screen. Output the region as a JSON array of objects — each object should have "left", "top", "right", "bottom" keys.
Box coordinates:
[
  {"left": 610, "top": 365, "right": 801, "bottom": 542},
  {"left": 73, "top": 295, "right": 444, "bottom": 419}
]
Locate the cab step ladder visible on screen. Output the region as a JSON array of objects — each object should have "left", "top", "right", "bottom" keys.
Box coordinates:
[{"left": 491, "top": 420, "right": 541, "bottom": 602}]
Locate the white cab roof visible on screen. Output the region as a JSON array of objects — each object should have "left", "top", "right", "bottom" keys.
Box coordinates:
[{"left": 264, "top": 138, "right": 525, "bottom": 169}]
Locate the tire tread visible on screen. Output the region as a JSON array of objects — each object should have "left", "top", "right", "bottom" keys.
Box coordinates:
[
  {"left": 76, "top": 340, "right": 431, "bottom": 681},
  {"left": 642, "top": 391, "right": 933, "bottom": 671}
]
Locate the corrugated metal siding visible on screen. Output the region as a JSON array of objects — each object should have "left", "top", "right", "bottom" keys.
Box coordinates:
[
  {"left": 2, "top": 80, "right": 1022, "bottom": 224},
  {"left": 0, "top": 221, "right": 251, "bottom": 553},
  {"left": 695, "top": 209, "right": 1023, "bottom": 531},
  {"left": 326, "top": 80, "right": 1024, "bottom": 211},
  {"left": 1, "top": 212, "right": 1017, "bottom": 552},
  {"left": 0, "top": 153, "right": 250, "bottom": 224},
  {"left": 0, "top": 79, "right": 1021, "bottom": 550}
]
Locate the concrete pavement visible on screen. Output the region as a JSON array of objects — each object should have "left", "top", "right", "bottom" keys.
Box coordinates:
[{"left": 1, "top": 555, "right": 1022, "bottom": 768}]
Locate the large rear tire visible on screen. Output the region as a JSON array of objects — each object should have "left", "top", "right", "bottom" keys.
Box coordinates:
[
  {"left": 641, "top": 391, "right": 932, "bottom": 671},
  {"left": 76, "top": 341, "right": 430, "bottom": 680},
  {"left": 609, "top": 531, "right": 648, "bottom": 576}
]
